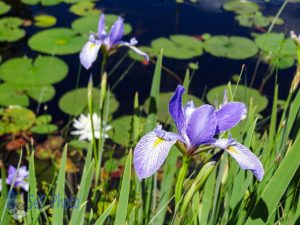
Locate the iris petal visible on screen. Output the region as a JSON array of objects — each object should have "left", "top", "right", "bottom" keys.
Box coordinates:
[
  {"left": 186, "top": 104, "right": 216, "bottom": 148},
  {"left": 225, "top": 140, "right": 264, "bottom": 181},
  {"left": 79, "top": 40, "right": 101, "bottom": 70},
  {"left": 97, "top": 14, "right": 106, "bottom": 38},
  {"left": 169, "top": 85, "right": 185, "bottom": 135},
  {"left": 133, "top": 131, "right": 176, "bottom": 180},
  {"left": 108, "top": 17, "right": 124, "bottom": 47},
  {"left": 215, "top": 102, "right": 247, "bottom": 133}
]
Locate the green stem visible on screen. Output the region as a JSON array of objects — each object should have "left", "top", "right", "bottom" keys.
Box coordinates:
[
  {"left": 100, "top": 51, "right": 108, "bottom": 80},
  {"left": 176, "top": 151, "right": 223, "bottom": 223},
  {"left": 175, "top": 155, "right": 189, "bottom": 206}
]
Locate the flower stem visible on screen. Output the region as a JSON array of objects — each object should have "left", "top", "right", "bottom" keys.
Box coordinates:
[
  {"left": 176, "top": 151, "right": 223, "bottom": 223},
  {"left": 175, "top": 155, "right": 189, "bottom": 206}
]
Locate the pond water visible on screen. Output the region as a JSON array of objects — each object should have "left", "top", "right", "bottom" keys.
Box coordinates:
[{"left": 1, "top": 0, "right": 300, "bottom": 121}]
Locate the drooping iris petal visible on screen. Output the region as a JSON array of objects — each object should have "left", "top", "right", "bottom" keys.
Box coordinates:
[
  {"left": 97, "top": 14, "right": 106, "bottom": 38},
  {"left": 169, "top": 85, "right": 185, "bottom": 135},
  {"left": 108, "top": 17, "right": 124, "bottom": 47},
  {"left": 186, "top": 104, "right": 216, "bottom": 148},
  {"left": 79, "top": 40, "right": 101, "bottom": 70},
  {"left": 225, "top": 140, "right": 264, "bottom": 181},
  {"left": 133, "top": 131, "right": 176, "bottom": 180},
  {"left": 119, "top": 38, "right": 149, "bottom": 61},
  {"left": 215, "top": 102, "right": 247, "bottom": 133}
]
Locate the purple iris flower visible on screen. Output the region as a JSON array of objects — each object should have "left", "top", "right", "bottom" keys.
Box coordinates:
[
  {"left": 0, "top": 165, "right": 29, "bottom": 192},
  {"left": 133, "top": 85, "right": 264, "bottom": 181},
  {"left": 80, "top": 14, "right": 149, "bottom": 70}
]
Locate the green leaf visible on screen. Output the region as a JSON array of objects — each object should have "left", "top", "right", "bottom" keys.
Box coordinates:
[
  {"left": 0, "top": 17, "right": 25, "bottom": 42},
  {"left": 151, "top": 35, "right": 203, "bottom": 59},
  {"left": 30, "top": 124, "right": 58, "bottom": 134},
  {"left": 204, "top": 36, "right": 258, "bottom": 59},
  {"left": 114, "top": 150, "right": 132, "bottom": 225},
  {"left": 0, "top": 1, "right": 11, "bottom": 15},
  {"left": 0, "top": 83, "right": 29, "bottom": 107},
  {"left": 71, "top": 15, "right": 132, "bottom": 38},
  {"left": 35, "top": 114, "right": 52, "bottom": 125},
  {"left": 26, "top": 85, "right": 56, "bottom": 103},
  {"left": 52, "top": 145, "right": 67, "bottom": 225},
  {"left": 244, "top": 136, "right": 300, "bottom": 225},
  {"left": 28, "top": 28, "right": 86, "bottom": 55},
  {"left": 108, "top": 116, "right": 132, "bottom": 147},
  {"left": 0, "top": 56, "right": 68, "bottom": 86},
  {"left": 223, "top": 0, "right": 260, "bottom": 15},
  {"left": 94, "top": 199, "right": 116, "bottom": 225},
  {"left": 69, "top": 1, "right": 100, "bottom": 16},
  {"left": 59, "top": 88, "right": 119, "bottom": 116},
  {"left": 69, "top": 140, "right": 89, "bottom": 149},
  {"left": 34, "top": 14, "right": 57, "bottom": 28}
]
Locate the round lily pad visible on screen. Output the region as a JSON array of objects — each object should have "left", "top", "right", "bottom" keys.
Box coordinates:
[
  {"left": 0, "top": 107, "right": 36, "bottom": 135},
  {"left": 0, "top": 56, "right": 68, "bottom": 86},
  {"left": 206, "top": 85, "right": 268, "bottom": 113},
  {"left": 223, "top": 0, "right": 259, "bottom": 15},
  {"left": 21, "top": 0, "right": 61, "bottom": 6},
  {"left": 0, "top": 1, "right": 11, "bottom": 15},
  {"left": 255, "top": 33, "right": 297, "bottom": 56},
  {"left": 144, "top": 92, "right": 203, "bottom": 123},
  {"left": 0, "top": 17, "right": 25, "bottom": 42},
  {"left": 69, "top": 139, "right": 89, "bottom": 149},
  {"left": 71, "top": 15, "right": 132, "bottom": 37},
  {"left": 35, "top": 114, "right": 52, "bottom": 125},
  {"left": 26, "top": 85, "right": 56, "bottom": 103},
  {"left": 69, "top": 1, "right": 100, "bottom": 16},
  {"left": 30, "top": 124, "right": 58, "bottom": 134},
  {"left": 0, "top": 83, "right": 29, "bottom": 107},
  {"left": 151, "top": 35, "right": 203, "bottom": 59},
  {"left": 59, "top": 88, "right": 119, "bottom": 116},
  {"left": 235, "top": 14, "right": 269, "bottom": 28},
  {"left": 28, "top": 28, "right": 86, "bottom": 55},
  {"left": 107, "top": 116, "right": 132, "bottom": 147},
  {"left": 204, "top": 36, "right": 258, "bottom": 59},
  {"left": 34, "top": 15, "right": 57, "bottom": 28}
]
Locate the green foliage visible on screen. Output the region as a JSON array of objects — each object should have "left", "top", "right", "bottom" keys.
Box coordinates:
[
  {"left": 0, "top": 1, "right": 11, "bottom": 15},
  {"left": 204, "top": 36, "right": 258, "bottom": 59},
  {"left": 28, "top": 28, "right": 86, "bottom": 55},
  {"left": 69, "top": 1, "right": 100, "bottom": 16},
  {"left": 59, "top": 88, "right": 119, "bottom": 116},
  {"left": 21, "top": 0, "right": 60, "bottom": 6},
  {"left": 108, "top": 116, "right": 133, "bottom": 147},
  {"left": 34, "top": 14, "right": 57, "bottom": 28},
  {"left": 0, "top": 17, "right": 25, "bottom": 42}
]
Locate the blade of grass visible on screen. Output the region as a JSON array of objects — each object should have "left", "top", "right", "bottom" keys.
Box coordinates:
[
  {"left": 51, "top": 145, "right": 67, "bottom": 225},
  {"left": 94, "top": 199, "right": 116, "bottom": 225},
  {"left": 114, "top": 150, "right": 132, "bottom": 225}
]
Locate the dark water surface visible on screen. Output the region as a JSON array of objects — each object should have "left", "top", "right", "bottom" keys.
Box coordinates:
[{"left": 2, "top": 0, "right": 300, "bottom": 120}]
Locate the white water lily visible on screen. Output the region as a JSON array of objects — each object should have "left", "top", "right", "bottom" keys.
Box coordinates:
[{"left": 71, "top": 113, "right": 111, "bottom": 141}]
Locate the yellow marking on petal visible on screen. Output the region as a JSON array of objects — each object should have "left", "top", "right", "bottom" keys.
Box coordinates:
[
  {"left": 89, "top": 43, "right": 96, "bottom": 50},
  {"left": 227, "top": 146, "right": 239, "bottom": 154},
  {"left": 153, "top": 137, "right": 164, "bottom": 149}
]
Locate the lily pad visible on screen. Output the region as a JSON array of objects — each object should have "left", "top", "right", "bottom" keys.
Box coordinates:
[
  {"left": 30, "top": 124, "right": 58, "bottom": 134},
  {"left": 35, "top": 114, "right": 52, "bottom": 125},
  {"left": 71, "top": 15, "right": 132, "bottom": 37},
  {"left": 204, "top": 36, "right": 258, "bottom": 59},
  {"left": 0, "top": 17, "right": 25, "bottom": 42},
  {"left": 70, "top": 1, "right": 100, "bottom": 16},
  {"left": 0, "top": 83, "right": 29, "bottom": 107},
  {"left": 223, "top": 0, "right": 259, "bottom": 15},
  {"left": 144, "top": 92, "right": 203, "bottom": 123},
  {"left": 59, "top": 88, "right": 119, "bottom": 116},
  {"left": 0, "top": 107, "right": 36, "bottom": 135},
  {"left": 0, "top": 1, "right": 11, "bottom": 15},
  {"left": 28, "top": 28, "right": 86, "bottom": 55},
  {"left": 21, "top": 0, "right": 61, "bottom": 6},
  {"left": 107, "top": 116, "right": 132, "bottom": 147},
  {"left": 151, "top": 35, "right": 203, "bottom": 59},
  {"left": 235, "top": 14, "right": 269, "bottom": 28},
  {"left": 0, "top": 56, "right": 68, "bottom": 86},
  {"left": 206, "top": 85, "right": 268, "bottom": 113},
  {"left": 34, "top": 15, "right": 57, "bottom": 28},
  {"left": 255, "top": 33, "right": 297, "bottom": 56},
  {"left": 69, "top": 139, "right": 89, "bottom": 149},
  {"left": 26, "top": 85, "right": 56, "bottom": 103}
]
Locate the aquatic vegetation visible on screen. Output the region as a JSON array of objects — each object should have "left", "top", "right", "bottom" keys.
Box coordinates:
[
  {"left": 33, "top": 14, "right": 57, "bottom": 28},
  {"left": 0, "top": 17, "right": 25, "bottom": 42},
  {"left": 0, "top": 1, "right": 11, "bottom": 15},
  {"left": 71, "top": 113, "right": 111, "bottom": 141},
  {"left": 79, "top": 14, "right": 148, "bottom": 69},
  {"left": 69, "top": 1, "right": 100, "bottom": 16}
]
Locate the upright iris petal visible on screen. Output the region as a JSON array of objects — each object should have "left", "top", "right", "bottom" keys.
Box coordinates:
[
  {"left": 169, "top": 85, "right": 185, "bottom": 135},
  {"left": 108, "top": 17, "right": 125, "bottom": 47}
]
